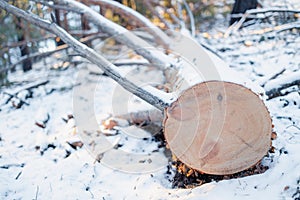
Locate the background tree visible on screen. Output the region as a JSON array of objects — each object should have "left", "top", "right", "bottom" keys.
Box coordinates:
[{"left": 230, "top": 0, "right": 258, "bottom": 25}]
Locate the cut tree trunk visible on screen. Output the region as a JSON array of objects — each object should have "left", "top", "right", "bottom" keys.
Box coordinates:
[{"left": 0, "top": 0, "right": 272, "bottom": 175}]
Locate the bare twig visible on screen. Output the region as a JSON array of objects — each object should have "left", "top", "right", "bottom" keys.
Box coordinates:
[
  {"left": 182, "top": 0, "right": 195, "bottom": 37},
  {"left": 176, "top": 1, "right": 186, "bottom": 30},
  {"left": 142, "top": 0, "right": 173, "bottom": 30},
  {"left": 35, "top": 186, "right": 39, "bottom": 200},
  {"left": 113, "top": 61, "right": 151, "bottom": 67},
  {"left": 0, "top": 33, "right": 105, "bottom": 74},
  {"left": 3, "top": 92, "right": 30, "bottom": 106},
  {"left": 0, "top": 163, "right": 25, "bottom": 169},
  {"left": 244, "top": 8, "right": 300, "bottom": 15},
  {"left": 249, "top": 21, "right": 300, "bottom": 35},
  {"left": 0, "top": 35, "right": 54, "bottom": 53},
  {"left": 3, "top": 80, "right": 49, "bottom": 107},
  {"left": 165, "top": 8, "right": 181, "bottom": 25},
  {"left": 230, "top": 8, "right": 300, "bottom": 21},
  {"left": 257, "top": 68, "right": 286, "bottom": 87},
  {"left": 17, "top": 80, "right": 49, "bottom": 92},
  {"left": 197, "top": 40, "right": 223, "bottom": 60},
  {"left": 15, "top": 171, "right": 22, "bottom": 180}
]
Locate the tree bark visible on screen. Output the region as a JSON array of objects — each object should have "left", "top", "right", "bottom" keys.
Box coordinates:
[{"left": 164, "top": 81, "right": 272, "bottom": 175}]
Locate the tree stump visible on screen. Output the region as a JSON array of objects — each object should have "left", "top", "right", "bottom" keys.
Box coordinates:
[{"left": 164, "top": 81, "right": 272, "bottom": 175}]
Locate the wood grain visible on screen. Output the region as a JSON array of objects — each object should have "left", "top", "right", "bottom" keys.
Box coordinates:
[{"left": 164, "top": 81, "right": 272, "bottom": 175}]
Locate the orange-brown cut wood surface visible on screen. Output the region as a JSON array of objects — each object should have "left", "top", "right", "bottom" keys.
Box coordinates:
[{"left": 164, "top": 81, "right": 272, "bottom": 175}]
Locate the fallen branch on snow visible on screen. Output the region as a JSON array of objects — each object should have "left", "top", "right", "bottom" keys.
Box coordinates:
[
  {"left": 256, "top": 68, "right": 286, "bottom": 87},
  {"left": 226, "top": 8, "right": 300, "bottom": 36},
  {"left": 265, "top": 71, "right": 300, "bottom": 99},
  {"left": 3, "top": 80, "right": 49, "bottom": 108}
]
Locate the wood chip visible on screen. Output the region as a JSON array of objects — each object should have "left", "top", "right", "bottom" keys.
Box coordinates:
[{"left": 271, "top": 132, "right": 277, "bottom": 140}]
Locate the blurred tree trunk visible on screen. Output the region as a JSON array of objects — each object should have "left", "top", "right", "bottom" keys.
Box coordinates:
[
  {"left": 81, "top": 14, "right": 91, "bottom": 46},
  {"left": 16, "top": 18, "right": 32, "bottom": 72},
  {"left": 0, "top": 57, "right": 7, "bottom": 85},
  {"left": 54, "top": 10, "right": 65, "bottom": 46},
  {"left": 230, "top": 0, "right": 258, "bottom": 25}
]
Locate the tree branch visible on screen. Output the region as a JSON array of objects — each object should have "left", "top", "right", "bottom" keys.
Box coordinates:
[
  {"left": 182, "top": 0, "right": 195, "bottom": 37},
  {"left": 229, "top": 8, "right": 300, "bottom": 34},
  {"left": 265, "top": 71, "right": 300, "bottom": 99},
  {"left": 57, "top": 0, "right": 175, "bottom": 69},
  {"left": 0, "top": 0, "right": 171, "bottom": 111},
  {"left": 84, "top": 0, "right": 172, "bottom": 49},
  {"left": 142, "top": 0, "right": 173, "bottom": 30},
  {"left": 30, "top": 0, "right": 83, "bottom": 13},
  {"left": 0, "top": 33, "right": 105, "bottom": 74}
]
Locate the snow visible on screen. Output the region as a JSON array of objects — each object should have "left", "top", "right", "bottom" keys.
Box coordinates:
[{"left": 1, "top": 2, "right": 300, "bottom": 199}]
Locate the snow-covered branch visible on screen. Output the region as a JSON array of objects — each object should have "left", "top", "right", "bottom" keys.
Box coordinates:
[
  {"left": 228, "top": 8, "right": 300, "bottom": 35},
  {"left": 58, "top": 0, "right": 175, "bottom": 69},
  {"left": 85, "top": 0, "right": 172, "bottom": 49},
  {"left": 31, "top": 0, "right": 83, "bottom": 13},
  {"left": 265, "top": 71, "right": 300, "bottom": 99},
  {"left": 0, "top": 0, "right": 171, "bottom": 111}
]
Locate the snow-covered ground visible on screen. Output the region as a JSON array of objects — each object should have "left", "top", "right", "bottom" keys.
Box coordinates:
[{"left": 1, "top": 2, "right": 300, "bottom": 200}]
